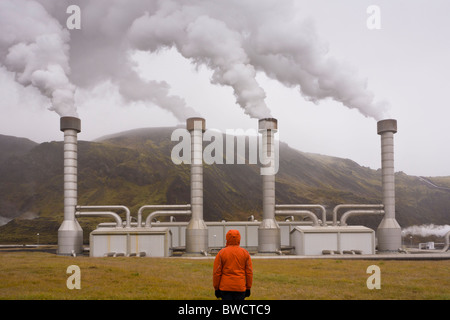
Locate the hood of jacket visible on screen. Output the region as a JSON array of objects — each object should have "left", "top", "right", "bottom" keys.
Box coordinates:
[{"left": 226, "top": 229, "right": 241, "bottom": 246}]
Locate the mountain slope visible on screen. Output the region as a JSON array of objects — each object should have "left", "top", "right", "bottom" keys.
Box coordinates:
[
  {"left": 0, "top": 134, "right": 38, "bottom": 163},
  {"left": 0, "top": 127, "right": 449, "bottom": 243}
]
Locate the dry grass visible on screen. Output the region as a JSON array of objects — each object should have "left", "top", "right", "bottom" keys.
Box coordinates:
[{"left": 0, "top": 252, "right": 449, "bottom": 300}]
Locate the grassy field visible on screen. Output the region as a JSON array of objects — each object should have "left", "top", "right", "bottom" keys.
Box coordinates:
[{"left": 0, "top": 251, "right": 449, "bottom": 300}]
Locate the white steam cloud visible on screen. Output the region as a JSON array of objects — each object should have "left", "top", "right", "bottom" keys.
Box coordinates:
[
  {"left": 402, "top": 224, "right": 450, "bottom": 238},
  {"left": 0, "top": 0, "right": 390, "bottom": 121},
  {"left": 0, "top": 0, "right": 77, "bottom": 116},
  {"left": 127, "top": 5, "right": 271, "bottom": 119}
]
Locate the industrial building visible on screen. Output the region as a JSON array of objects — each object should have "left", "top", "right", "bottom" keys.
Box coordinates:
[{"left": 57, "top": 116, "right": 449, "bottom": 258}]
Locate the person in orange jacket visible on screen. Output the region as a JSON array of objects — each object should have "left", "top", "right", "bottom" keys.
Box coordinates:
[{"left": 213, "top": 229, "right": 253, "bottom": 300}]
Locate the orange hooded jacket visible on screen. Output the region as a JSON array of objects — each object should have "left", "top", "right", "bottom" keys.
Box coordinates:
[{"left": 213, "top": 229, "right": 253, "bottom": 292}]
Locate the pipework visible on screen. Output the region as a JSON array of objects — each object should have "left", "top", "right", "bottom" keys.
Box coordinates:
[
  {"left": 340, "top": 209, "right": 385, "bottom": 226},
  {"left": 75, "top": 211, "right": 123, "bottom": 228},
  {"left": 138, "top": 204, "right": 191, "bottom": 227},
  {"left": 332, "top": 204, "right": 384, "bottom": 226},
  {"left": 275, "top": 210, "right": 320, "bottom": 226},
  {"left": 144, "top": 210, "right": 192, "bottom": 227},
  {"left": 276, "top": 204, "right": 327, "bottom": 226},
  {"left": 76, "top": 205, "right": 131, "bottom": 228}
]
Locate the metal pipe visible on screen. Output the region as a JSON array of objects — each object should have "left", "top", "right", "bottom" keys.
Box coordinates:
[
  {"left": 75, "top": 211, "right": 123, "bottom": 227},
  {"left": 340, "top": 210, "right": 385, "bottom": 226},
  {"left": 377, "top": 119, "right": 401, "bottom": 251},
  {"left": 275, "top": 210, "right": 320, "bottom": 226},
  {"left": 444, "top": 231, "right": 450, "bottom": 252},
  {"left": 332, "top": 204, "right": 384, "bottom": 226},
  {"left": 258, "top": 118, "right": 280, "bottom": 253},
  {"left": 58, "top": 116, "right": 83, "bottom": 255},
  {"left": 137, "top": 204, "right": 191, "bottom": 227},
  {"left": 76, "top": 205, "right": 131, "bottom": 228},
  {"left": 185, "top": 117, "right": 208, "bottom": 255},
  {"left": 405, "top": 230, "right": 450, "bottom": 253},
  {"left": 145, "top": 210, "right": 192, "bottom": 227},
  {"left": 276, "top": 204, "right": 327, "bottom": 226}
]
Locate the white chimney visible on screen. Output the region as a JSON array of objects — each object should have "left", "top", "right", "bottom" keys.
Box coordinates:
[
  {"left": 376, "top": 119, "right": 401, "bottom": 251},
  {"left": 58, "top": 116, "right": 83, "bottom": 255},
  {"left": 185, "top": 117, "right": 208, "bottom": 255},
  {"left": 258, "top": 118, "right": 281, "bottom": 254}
]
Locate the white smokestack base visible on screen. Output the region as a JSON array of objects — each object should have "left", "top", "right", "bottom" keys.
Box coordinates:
[
  {"left": 57, "top": 116, "right": 83, "bottom": 255},
  {"left": 185, "top": 117, "right": 208, "bottom": 255},
  {"left": 258, "top": 118, "right": 281, "bottom": 254},
  {"left": 376, "top": 119, "right": 401, "bottom": 252}
]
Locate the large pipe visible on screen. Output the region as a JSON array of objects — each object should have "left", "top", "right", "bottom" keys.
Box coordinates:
[
  {"left": 340, "top": 209, "right": 385, "bottom": 226},
  {"left": 57, "top": 116, "right": 83, "bottom": 255},
  {"left": 76, "top": 205, "right": 131, "bottom": 228},
  {"left": 145, "top": 210, "right": 191, "bottom": 227},
  {"left": 376, "top": 119, "right": 402, "bottom": 251},
  {"left": 443, "top": 231, "right": 450, "bottom": 252},
  {"left": 75, "top": 211, "right": 123, "bottom": 228},
  {"left": 276, "top": 204, "right": 327, "bottom": 226},
  {"left": 332, "top": 204, "right": 384, "bottom": 226},
  {"left": 138, "top": 204, "right": 191, "bottom": 227},
  {"left": 258, "top": 118, "right": 280, "bottom": 253},
  {"left": 275, "top": 210, "right": 320, "bottom": 226},
  {"left": 404, "top": 230, "right": 450, "bottom": 253},
  {"left": 185, "top": 117, "right": 208, "bottom": 255}
]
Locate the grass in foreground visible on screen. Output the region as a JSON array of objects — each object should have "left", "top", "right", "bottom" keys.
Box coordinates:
[{"left": 0, "top": 251, "right": 449, "bottom": 300}]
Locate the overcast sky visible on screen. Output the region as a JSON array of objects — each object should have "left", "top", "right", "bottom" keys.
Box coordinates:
[{"left": 1, "top": 0, "right": 449, "bottom": 177}]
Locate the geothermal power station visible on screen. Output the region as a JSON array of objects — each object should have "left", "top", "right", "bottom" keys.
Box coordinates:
[{"left": 56, "top": 116, "right": 449, "bottom": 258}]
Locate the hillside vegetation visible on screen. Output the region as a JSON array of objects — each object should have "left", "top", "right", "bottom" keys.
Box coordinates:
[{"left": 0, "top": 129, "right": 449, "bottom": 244}]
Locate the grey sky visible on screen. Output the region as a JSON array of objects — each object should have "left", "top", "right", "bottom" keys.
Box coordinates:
[{"left": 0, "top": 0, "right": 449, "bottom": 177}]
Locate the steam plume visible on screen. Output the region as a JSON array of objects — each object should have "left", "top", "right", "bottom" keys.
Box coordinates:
[
  {"left": 127, "top": 5, "right": 271, "bottom": 119},
  {"left": 126, "top": 0, "right": 389, "bottom": 119},
  {"left": 0, "top": 0, "right": 77, "bottom": 116},
  {"left": 402, "top": 224, "right": 450, "bottom": 238},
  {"left": 1, "top": 0, "right": 390, "bottom": 121},
  {"left": 246, "top": 17, "right": 390, "bottom": 120}
]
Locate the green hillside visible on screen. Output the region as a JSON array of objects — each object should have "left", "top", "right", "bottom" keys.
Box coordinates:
[
  {"left": 0, "top": 127, "right": 449, "bottom": 244},
  {"left": 0, "top": 134, "right": 38, "bottom": 163}
]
